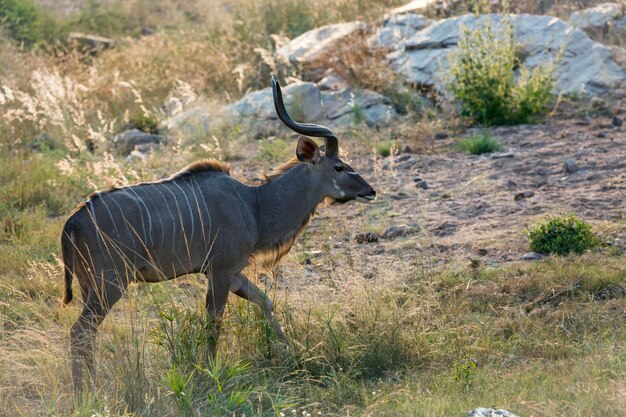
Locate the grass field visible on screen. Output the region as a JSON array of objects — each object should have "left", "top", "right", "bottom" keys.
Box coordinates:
[{"left": 0, "top": 0, "right": 624, "bottom": 416}]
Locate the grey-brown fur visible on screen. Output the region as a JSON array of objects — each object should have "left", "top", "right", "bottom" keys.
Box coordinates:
[{"left": 62, "top": 78, "right": 376, "bottom": 392}]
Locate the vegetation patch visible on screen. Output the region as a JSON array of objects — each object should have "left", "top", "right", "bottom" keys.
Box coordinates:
[
  {"left": 449, "top": 16, "right": 555, "bottom": 126},
  {"left": 457, "top": 132, "right": 502, "bottom": 154},
  {"left": 528, "top": 214, "right": 600, "bottom": 255}
]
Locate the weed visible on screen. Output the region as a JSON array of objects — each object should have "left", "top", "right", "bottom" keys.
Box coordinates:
[
  {"left": 457, "top": 131, "right": 502, "bottom": 154},
  {"left": 374, "top": 140, "right": 400, "bottom": 157},
  {"left": 528, "top": 214, "right": 600, "bottom": 255}
]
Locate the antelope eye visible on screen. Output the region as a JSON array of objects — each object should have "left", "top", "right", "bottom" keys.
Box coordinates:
[{"left": 334, "top": 165, "right": 345, "bottom": 172}]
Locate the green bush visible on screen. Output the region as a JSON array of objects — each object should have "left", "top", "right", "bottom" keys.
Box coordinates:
[
  {"left": 450, "top": 16, "right": 554, "bottom": 126},
  {"left": 528, "top": 214, "right": 600, "bottom": 256},
  {"left": 0, "top": 0, "right": 61, "bottom": 47},
  {"left": 457, "top": 132, "right": 502, "bottom": 154}
]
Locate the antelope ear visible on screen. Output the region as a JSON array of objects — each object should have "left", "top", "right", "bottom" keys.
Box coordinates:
[{"left": 296, "top": 136, "right": 321, "bottom": 164}]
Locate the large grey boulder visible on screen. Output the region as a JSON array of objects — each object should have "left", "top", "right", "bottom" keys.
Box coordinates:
[
  {"left": 367, "top": 13, "right": 434, "bottom": 51},
  {"left": 166, "top": 82, "right": 397, "bottom": 138},
  {"left": 388, "top": 13, "right": 626, "bottom": 96},
  {"left": 276, "top": 22, "right": 368, "bottom": 81},
  {"left": 467, "top": 408, "right": 520, "bottom": 417},
  {"left": 569, "top": 3, "right": 624, "bottom": 30}
]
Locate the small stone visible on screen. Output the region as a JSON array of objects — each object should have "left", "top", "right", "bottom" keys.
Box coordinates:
[
  {"left": 522, "top": 252, "right": 543, "bottom": 261},
  {"left": 395, "top": 154, "right": 412, "bottom": 163},
  {"left": 612, "top": 116, "right": 623, "bottom": 127},
  {"left": 382, "top": 224, "right": 420, "bottom": 239},
  {"left": 514, "top": 191, "right": 535, "bottom": 201},
  {"left": 125, "top": 150, "right": 148, "bottom": 163},
  {"left": 491, "top": 152, "right": 514, "bottom": 159},
  {"left": 412, "top": 175, "right": 423, "bottom": 183},
  {"left": 467, "top": 407, "right": 520, "bottom": 417},
  {"left": 354, "top": 232, "right": 379, "bottom": 244},
  {"left": 435, "top": 132, "right": 449, "bottom": 140},
  {"left": 417, "top": 180, "right": 429, "bottom": 190},
  {"left": 589, "top": 96, "right": 606, "bottom": 110},
  {"left": 564, "top": 158, "right": 579, "bottom": 174}
]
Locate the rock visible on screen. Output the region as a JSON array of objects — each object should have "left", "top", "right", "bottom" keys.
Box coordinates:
[
  {"left": 316, "top": 72, "right": 350, "bottom": 91},
  {"left": 390, "top": 0, "right": 449, "bottom": 15},
  {"left": 227, "top": 82, "right": 322, "bottom": 121},
  {"left": 435, "top": 132, "right": 449, "bottom": 140},
  {"left": 467, "top": 407, "right": 520, "bottom": 417},
  {"left": 417, "top": 180, "right": 429, "bottom": 189},
  {"left": 382, "top": 224, "right": 420, "bottom": 239},
  {"left": 321, "top": 88, "right": 398, "bottom": 127},
  {"left": 413, "top": 175, "right": 423, "bottom": 182},
  {"left": 612, "top": 115, "right": 623, "bottom": 127},
  {"left": 522, "top": 252, "right": 543, "bottom": 261},
  {"left": 276, "top": 22, "right": 368, "bottom": 81},
  {"left": 569, "top": 3, "right": 624, "bottom": 31},
  {"left": 354, "top": 232, "right": 379, "bottom": 244},
  {"left": 491, "top": 152, "right": 514, "bottom": 159},
  {"left": 167, "top": 82, "right": 398, "bottom": 137},
  {"left": 589, "top": 96, "right": 607, "bottom": 110},
  {"left": 68, "top": 32, "right": 115, "bottom": 54},
  {"left": 388, "top": 13, "right": 626, "bottom": 96},
  {"left": 112, "top": 129, "right": 167, "bottom": 155},
  {"left": 125, "top": 150, "right": 148, "bottom": 163},
  {"left": 514, "top": 191, "right": 535, "bottom": 201},
  {"left": 367, "top": 13, "right": 434, "bottom": 51},
  {"left": 564, "top": 158, "right": 579, "bottom": 174}
]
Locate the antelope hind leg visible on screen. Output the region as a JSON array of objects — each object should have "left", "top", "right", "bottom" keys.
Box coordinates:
[{"left": 230, "top": 272, "right": 288, "bottom": 344}]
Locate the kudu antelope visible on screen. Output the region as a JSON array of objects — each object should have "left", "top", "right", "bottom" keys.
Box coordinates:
[{"left": 62, "top": 77, "right": 376, "bottom": 390}]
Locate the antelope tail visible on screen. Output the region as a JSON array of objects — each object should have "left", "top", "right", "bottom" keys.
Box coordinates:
[{"left": 61, "top": 222, "right": 76, "bottom": 305}]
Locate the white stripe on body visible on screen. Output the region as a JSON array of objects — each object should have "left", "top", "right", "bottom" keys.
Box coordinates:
[
  {"left": 172, "top": 181, "right": 195, "bottom": 242},
  {"left": 128, "top": 188, "right": 153, "bottom": 247}
]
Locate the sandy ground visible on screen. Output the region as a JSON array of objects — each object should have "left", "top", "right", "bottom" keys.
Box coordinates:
[{"left": 230, "top": 111, "right": 626, "bottom": 300}]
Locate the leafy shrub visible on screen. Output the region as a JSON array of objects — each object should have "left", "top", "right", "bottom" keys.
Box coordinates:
[
  {"left": 0, "top": 0, "right": 61, "bottom": 47},
  {"left": 528, "top": 214, "right": 599, "bottom": 256},
  {"left": 450, "top": 16, "right": 554, "bottom": 126},
  {"left": 457, "top": 132, "right": 502, "bottom": 154}
]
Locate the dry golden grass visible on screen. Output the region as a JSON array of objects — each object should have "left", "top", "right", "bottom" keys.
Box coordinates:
[{"left": 1, "top": 0, "right": 625, "bottom": 415}]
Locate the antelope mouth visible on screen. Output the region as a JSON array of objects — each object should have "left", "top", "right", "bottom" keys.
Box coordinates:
[{"left": 356, "top": 194, "right": 376, "bottom": 204}]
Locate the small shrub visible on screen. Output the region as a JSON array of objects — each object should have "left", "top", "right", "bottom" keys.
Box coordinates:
[
  {"left": 457, "top": 132, "right": 502, "bottom": 154},
  {"left": 449, "top": 16, "right": 555, "bottom": 126},
  {"left": 374, "top": 140, "right": 400, "bottom": 157},
  {"left": 528, "top": 214, "right": 599, "bottom": 256},
  {"left": 126, "top": 112, "right": 159, "bottom": 134}
]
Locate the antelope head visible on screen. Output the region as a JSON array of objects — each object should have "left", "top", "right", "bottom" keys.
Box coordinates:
[{"left": 272, "top": 77, "right": 376, "bottom": 204}]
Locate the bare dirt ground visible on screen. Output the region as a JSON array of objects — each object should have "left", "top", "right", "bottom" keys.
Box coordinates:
[{"left": 228, "top": 111, "right": 626, "bottom": 301}]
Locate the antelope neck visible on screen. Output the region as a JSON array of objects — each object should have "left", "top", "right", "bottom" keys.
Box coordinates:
[{"left": 252, "top": 163, "right": 324, "bottom": 251}]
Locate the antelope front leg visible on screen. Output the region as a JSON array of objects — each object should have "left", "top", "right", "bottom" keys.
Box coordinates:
[
  {"left": 205, "top": 272, "right": 232, "bottom": 360},
  {"left": 230, "top": 272, "right": 288, "bottom": 344}
]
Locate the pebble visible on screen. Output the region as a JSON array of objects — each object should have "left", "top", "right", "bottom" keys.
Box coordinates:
[
  {"left": 491, "top": 152, "right": 514, "bottom": 159},
  {"left": 467, "top": 407, "right": 520, "bottom": 417},
  {"left": 514, "top": 191, "right": 535, "bottom": 201},
  {"left": 564, "top": 158, "right": 579, "bottom": 174},
  {"left": 354, "top": 232, "right": 379, "bottom": 244},
  {"left": 522, "top": 252, "right": 543, "bottom": 261},
  {"left": 416, "top": 180, "right": 429, "bottom": 190},
  {"left": 381, "top": 224, "right": 420, "bottom": 239},
  {"left": 612, "top": 116, "right": 623, "bottom": 127}
]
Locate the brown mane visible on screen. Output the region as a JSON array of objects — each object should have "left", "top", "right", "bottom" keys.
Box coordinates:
[{"left": 171, "top": 159, "right": 231, "bottom": 179}]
